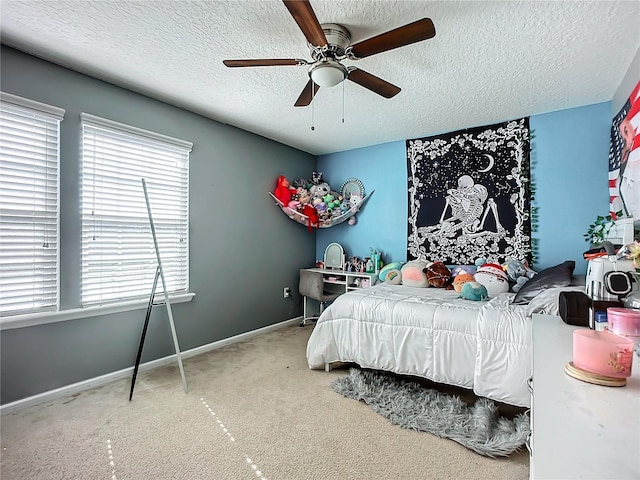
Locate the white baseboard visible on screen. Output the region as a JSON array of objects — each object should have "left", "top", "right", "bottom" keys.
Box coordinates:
[{"left": 0, "top": 317, "right": 303, "bottom": 415}]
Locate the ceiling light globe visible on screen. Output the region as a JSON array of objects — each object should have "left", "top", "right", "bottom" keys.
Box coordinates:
[{"left": 309, "top": 62, "right": 347, "bottom": 88}]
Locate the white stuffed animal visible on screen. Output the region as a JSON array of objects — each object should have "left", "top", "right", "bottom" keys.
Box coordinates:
[
  {"left": 474, "top": 263, "right": 510, "bottom": 297},
  {"left": 400, "top": 259, "right": 432, "bottom": 288}
]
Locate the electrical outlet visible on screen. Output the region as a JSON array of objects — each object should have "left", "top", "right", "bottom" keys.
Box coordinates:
[{"left": 283, "top": 287, "right": 291, "bottom": 298}]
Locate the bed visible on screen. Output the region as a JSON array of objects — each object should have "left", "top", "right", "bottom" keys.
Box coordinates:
[{"left": 306, "top": 279, "right": 583, "bottom": 408}]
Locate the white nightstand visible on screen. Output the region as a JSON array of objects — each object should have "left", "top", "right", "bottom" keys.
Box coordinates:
[{"left": 530, "top": 314, "right": 640, "bottom": 479}]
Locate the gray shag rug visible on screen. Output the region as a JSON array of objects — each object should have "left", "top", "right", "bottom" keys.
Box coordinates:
[{"left": 331, "top": 368, "right": 530, "bottom": 457}]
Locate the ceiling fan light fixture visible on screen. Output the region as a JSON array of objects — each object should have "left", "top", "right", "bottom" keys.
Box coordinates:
[
  {"left": 223, "top": 1, "right": 436, "bottom": 107},
  {"left": 309, "top": 61, "right": 347, "bottom": 88}
]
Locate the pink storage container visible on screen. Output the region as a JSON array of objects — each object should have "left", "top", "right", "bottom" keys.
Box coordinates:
[
  {"left": 607, "top": 307, "right": 640, "bottom": 336},
  {"left": 573, "top": 329, "right": 634, "bottom": 378}
]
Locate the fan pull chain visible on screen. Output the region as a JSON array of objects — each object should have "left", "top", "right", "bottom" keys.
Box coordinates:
[
  {"left": 342, "top": 80, "right": 345, "bottom": 124},
  {"left": 311, "top": 82, "right": 315, "bottom": 131}
]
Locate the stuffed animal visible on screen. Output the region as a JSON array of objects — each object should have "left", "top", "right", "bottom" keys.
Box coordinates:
[
  {"left": 292, "top": 177, "right": 307, "bottom": 189},
  {"left": 425, "top": 261, "right": 452, "bottom": 288},
  {"left": 451, "top": 265, "right": 477, "bottom": 278},
  {"left": 310, "top": 171, "right": 324, "bottom": 185},
  {"left": 504, "top": 259, "right": 537, "bottom": 292},
  {"left": 315, "top": 201, "right": 328, "bottom": 218},
  {"left": 452, "top": 272, "right": 475, "bottom": 293},
  {"left": 274, "top": 175, "right": 295, "bottom": 205},
  {"left": 310, "top": 182, "right": 331, "bottom": 201},
  {"left": 504, "top": 259, "right": 536, "bottom": 282},
  {"left": 303, "top": 204, "right": 319, "bottom": 232},
  {"left": 323, "top": 193, "right": 341, "bottom": 214},
  {"left": 400, "top": 260, "right": 430, "bottom": 288},
  {"left": 458, "top": 281, "right": 489, "bottom": 301},
  {"left": 288, "top": 200, "right": 300, "bottom": 211},
  {"left": 378, "top": 261, "right": 404, "bottom": 282},
  {"left": 475, "top": 257, "right": 488, "bottom": 268},
  {"left": 296, "top": 187, "right": 311, "bottom": 208},
  {"left": 512, "top": 276, "right": 530, "bottom": 293},
  {"left": 330, "top": 190, "right": 342, "bottom": 202},
  {"left": 348, "top": 193, "right": 363, "bottom": 207},
  {"left": 474, "top": 263, "right": 510, "bottom": 297},
  {"left": 384, "top": 269, "right": 403, "bottom": 285}
]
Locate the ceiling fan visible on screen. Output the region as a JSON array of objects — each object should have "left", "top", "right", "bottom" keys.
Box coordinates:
[{"left": 223, "top": 0, "right": 436, "bottom": 107}]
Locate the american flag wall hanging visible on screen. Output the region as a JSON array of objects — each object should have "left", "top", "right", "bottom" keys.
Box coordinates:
[
  {"left": 609, "top": 80, "right": 640, "bottom": 228},
  {"left": 406, "top": 118, "right": 533, "bottom": 266}
]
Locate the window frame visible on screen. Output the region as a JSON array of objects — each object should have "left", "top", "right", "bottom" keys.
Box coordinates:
[
  {"left": 79, "top": 113, "right": 192, "bottom": 308},
  {"left": 0, "top": 92, "right": 64, "bottom": 318}
]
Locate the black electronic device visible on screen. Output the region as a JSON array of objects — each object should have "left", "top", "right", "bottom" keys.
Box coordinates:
[
  {"left": 558, "top": 291, "right": 590, "bottom": 327},
  {"left": 603, "top": 270, "right": 634, "bottom": 298}
]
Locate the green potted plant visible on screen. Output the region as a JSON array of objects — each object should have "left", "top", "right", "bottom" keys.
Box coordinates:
[{"left": 584, "top": 210, "right": 623, "bottom": 246}]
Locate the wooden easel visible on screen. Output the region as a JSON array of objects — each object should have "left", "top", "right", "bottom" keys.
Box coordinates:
[{"left": 129, "top": 178, "right": 188, "bottom": 400}]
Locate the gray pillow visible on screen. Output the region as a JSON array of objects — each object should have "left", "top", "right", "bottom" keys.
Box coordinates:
[{"left": 512, "top": 260, "right": 575, "bottom": 305}]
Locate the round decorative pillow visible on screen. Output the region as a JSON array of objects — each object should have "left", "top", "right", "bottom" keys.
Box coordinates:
[
  {"left": 400, "top": 260, "right": 429, "bottom": 288},
  {"left": 384, "top": 269, "right": 402, "bottom": 285},
  {"left": 379, "top": 261, "right": 404, "bottom": 282},
  {"left": 474, "top": 263, "right": 509, "bottom": 297}
]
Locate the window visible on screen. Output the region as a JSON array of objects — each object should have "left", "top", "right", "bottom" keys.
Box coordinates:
[
  {"left": 80, "top": 113, "right": 191, "bottom": 307},
  {"left": 0, "top": 92, "right": 64, "bottom": 316}
]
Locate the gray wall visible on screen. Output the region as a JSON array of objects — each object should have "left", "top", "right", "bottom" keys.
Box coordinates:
[{"left": 0, "top": 46, "right": 316, "bottom": 405}]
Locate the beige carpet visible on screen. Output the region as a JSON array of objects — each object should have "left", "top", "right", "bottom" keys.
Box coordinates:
[{"left": 0, "top": 325, "right": 529, "bottom": 480}]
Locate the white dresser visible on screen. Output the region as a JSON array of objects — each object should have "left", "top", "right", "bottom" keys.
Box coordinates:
[{"left": 531, "top": 314, "right": 640, "bottom": 479}]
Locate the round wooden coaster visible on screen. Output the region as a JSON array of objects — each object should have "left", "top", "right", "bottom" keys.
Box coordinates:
[{"left": 565, "top": 361, "right": 627, "bottom": 387}]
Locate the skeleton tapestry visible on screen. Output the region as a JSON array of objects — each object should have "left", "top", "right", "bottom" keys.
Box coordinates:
[{"left": 407, "top": 118, "right": 532, "bottom": 265}]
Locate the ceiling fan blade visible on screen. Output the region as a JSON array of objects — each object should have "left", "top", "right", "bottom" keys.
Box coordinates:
[
  {"left": 294, "top": 79, "right": 320, "bottom": 107},
  {"left": 283, "top": 0, "right": 328, "bottom": 47},
  {"left": 347, "top": 68, "right": 401, "bottom": 98},
  {"left": 223, "top": 59, "right": 302, "bottom": 67},
  {"left": 350, "top": 18, "right": 436, "bottom": 59}
]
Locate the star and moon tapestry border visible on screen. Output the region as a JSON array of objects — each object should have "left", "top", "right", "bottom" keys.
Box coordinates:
[{"left": 407, "top": 118, "right": 533, "bottom": 266}]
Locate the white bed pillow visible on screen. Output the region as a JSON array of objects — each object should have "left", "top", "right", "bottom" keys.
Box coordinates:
[{"left": 525, "top": 285, "right": 585, "bottom": 315}]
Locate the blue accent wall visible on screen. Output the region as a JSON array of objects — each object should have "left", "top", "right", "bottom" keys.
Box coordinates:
[
  {"left": 316, "top": 141, "right": 407, "bottom": 266},
  {"left": 317, "top": 102, "right": 612, "bottom": 275},
  {"left": 530, "top": 103, "right": 611, "bottom": 273}
]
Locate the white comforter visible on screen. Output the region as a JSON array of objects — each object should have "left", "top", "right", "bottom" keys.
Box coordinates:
[{"left": 306, "top": 282, "right": 562, "bottom": 408}]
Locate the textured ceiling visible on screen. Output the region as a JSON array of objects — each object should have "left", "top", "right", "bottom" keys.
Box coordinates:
[{"left": 1, "top": 0, "right": 639, "bottom": 155}]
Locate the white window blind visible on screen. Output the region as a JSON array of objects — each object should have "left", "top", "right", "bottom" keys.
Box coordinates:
[
  {"left": 0, "top": 92, "right": 64, "bottom": 317},
  {"left": 80, "top": 113, "right": 191, "bottom": 307}
]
